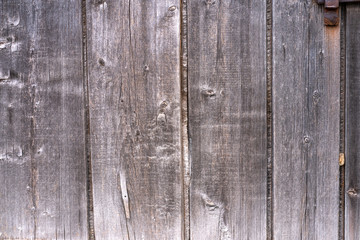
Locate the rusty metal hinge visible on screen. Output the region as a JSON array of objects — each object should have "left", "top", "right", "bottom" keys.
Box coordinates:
[{"left": 317, "top": 0, "right": 360, "bottom": 26}]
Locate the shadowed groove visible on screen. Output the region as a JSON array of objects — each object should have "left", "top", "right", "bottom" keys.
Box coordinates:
[
  {"left": 81, "top": 0, "right": 96, "bottom": 239},
  {"left": 266, "top": 0, "right": 274, "bottom": 238},
  {"left": 339, "top": 6, "right": 346, "bottom": 240},
  {"left": 180, "top": 0, "right": 190, "bottom": 239}
]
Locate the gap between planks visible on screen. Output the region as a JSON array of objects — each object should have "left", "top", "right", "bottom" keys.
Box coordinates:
[
  {"left": 180, "top": 0, "right": 190, "bottom": 239},
  {"left": 339, "top": 6, "right": 346, "bottom": 240},
  {"left": 266, "top": 0, "right": 274, "bottom": 239},
  {"left": 81, "top": 0, "right": 96, "bottom": 239}
]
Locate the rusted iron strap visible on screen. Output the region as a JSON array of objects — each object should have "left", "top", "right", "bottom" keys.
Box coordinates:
[
  {"left": 325, "top": 0, "right": 339, "bottom": 8},
  {"left": 317, "top": 0, "right": 360, "bottom": 4},
  {"left": 317, "top": 0, "right": 360, "bottom": 26},
  {"left": 324, "top": 9, "right": 339, "bottom": 26}
]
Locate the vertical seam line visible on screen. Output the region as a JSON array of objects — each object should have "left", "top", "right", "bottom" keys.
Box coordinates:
[
  {"left": 266, "top": 0, "right": 274, "bottom": 238},
  {"left": 180, "top": 0, "right": 190, "bottom": 239},
  {"left": 81, "top": 1, "right": 96, "bottom": 239},
  {"left": 339, "top": 5, "right": 346, "bottom": 240}
]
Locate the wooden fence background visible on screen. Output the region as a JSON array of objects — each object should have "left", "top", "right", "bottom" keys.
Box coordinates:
[{"left": 0, "top": 0, "right": 359, "bottom": 239}]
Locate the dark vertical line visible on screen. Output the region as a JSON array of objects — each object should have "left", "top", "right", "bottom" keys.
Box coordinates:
[
  {"left": 27, "top": 3, "right": 39, "bottom": 238},
  {"left": 30, "top": 90, "right": 38, "bottom": 240},
  {"left": 81, "top": 1, "right": 96, "bottom": 239},
  {"left": 180, "top": 0, "right": 190, "bottom": 239},
  {"left": 339, "top": 6, "right": 346, "bottom": 240},
  {"left": 28, "top": 21, "right": 38, "bottom": 239},
  {"left": 266, "top": 0, "right": 273, "bottom": 238}
]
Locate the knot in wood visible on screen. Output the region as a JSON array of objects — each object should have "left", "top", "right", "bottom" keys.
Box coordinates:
[
  {"left": 168, "top": 6, "right": 177, "bottom": 11},
  {"left": 303, "top": 136, "right": 311, "bottom": 144},
  {"left": 347, "top": 188, "right": 358, "bottom": 197},
  {"left": 201, "top": 89, "right": 216, "bottom": 98}
]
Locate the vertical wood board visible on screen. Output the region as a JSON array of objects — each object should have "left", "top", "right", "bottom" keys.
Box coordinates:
[
  {"left": 345, "top": 4, "right": 360, "bottom": 240},
  {"left": 0, "top": 0, "right": 88, "bottom": 239},
  {"left": 187, "top": 0, "right": 267, "bottom": 239},
  {"left": 86, "top": 0, "right": 182, "bottom": 239},
  {"left": 272, "top": 0, "right": 340, "bottom": 239}
]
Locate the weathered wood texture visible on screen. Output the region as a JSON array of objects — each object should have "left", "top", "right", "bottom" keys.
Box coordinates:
[
  {"left": 1, "top": 0, "right": 357, "bottom": 239},
  {"left": 187, "top": 0, "right": 267, "bottom": 239},
  {"left": 272, "top": 0, "right": 340, "bottom": 239},
  {"left": 345, "top": 4, "right": 360, "bottom": 240},
  {"left": 86, "top": 0, "right": 182, "bottom": 239},
  {"left": 0, "top": 0, "right": 88, "bottom": 239}
]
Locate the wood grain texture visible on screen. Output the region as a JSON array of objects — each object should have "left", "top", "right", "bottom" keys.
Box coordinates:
[
  {"left": 187, "top": 0, "right": 267, "bottom": 239},
  {"left": 0, "top": 0, "right": 88, "bottom": 239},
  {"left": 272, "top": 0, "right": 340, "bottom": 239},
  {"left": 86, "top": 0, "right": 182, "bottom": 239},
  {"left": 345, "top": 4, "right": 360, "bottom": 240}
]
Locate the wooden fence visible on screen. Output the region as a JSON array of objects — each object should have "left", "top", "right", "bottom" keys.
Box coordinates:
[{"left": 1, "top": 0, "right": 360, "bottom": 239}]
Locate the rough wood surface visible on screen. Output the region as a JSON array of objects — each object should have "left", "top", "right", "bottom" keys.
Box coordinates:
[
  {"left": 1, "top": 0, "right": 354, "bottom": 239},
  {"left": 0, "top": 0, "right": 88, "bottom": 239},
  {"left": 86, "top": 0, "right": 182, "bottom": 239},
  {"left": 187, "top": 0, "right": 267, "bottom": 239},
  {"left": 345, "top": 4, "right": 360, "bottom": 240},
  {"left": 272, "top": 1, "right": 340, "bottom": 239}
]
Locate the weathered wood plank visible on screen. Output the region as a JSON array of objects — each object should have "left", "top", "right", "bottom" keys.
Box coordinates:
[
  {"left": 345, "top": 4, "right": 360, "bottom": 240},
  {"left": 187, "top": 0, "right": 267, "bottom": 239},
  {"left": 0, "top": 0, "right": 88, "bottom": 239},
  {"left": 272, "top": 1, "right": 340, "bottom": 239},
  {"left": 0, "top": 2, "right": 33, "bottom": 238},
  {"left": 86, "top": 0, "right": 182, "bottom": 239}
]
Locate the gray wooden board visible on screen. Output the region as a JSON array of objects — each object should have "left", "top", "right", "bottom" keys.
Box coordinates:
[
  {"left": 187, "top": 0, "right": 267, "bottom": 239},
  {"left": 86, "top": 0, "right": 182, "bottom": 239},
  {"left": 0, "top": 0, "right": 88, "bottom": 239},
  {"left": 345, "top": 4, "right": 360, "bottom": 240},
  {"left": 272, "top": 1, "right": 340, "bottom": 239}
]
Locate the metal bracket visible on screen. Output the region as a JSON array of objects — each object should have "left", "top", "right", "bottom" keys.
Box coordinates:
[{"left": 317, "top": 0, "right": 360, "bottom": 26}]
